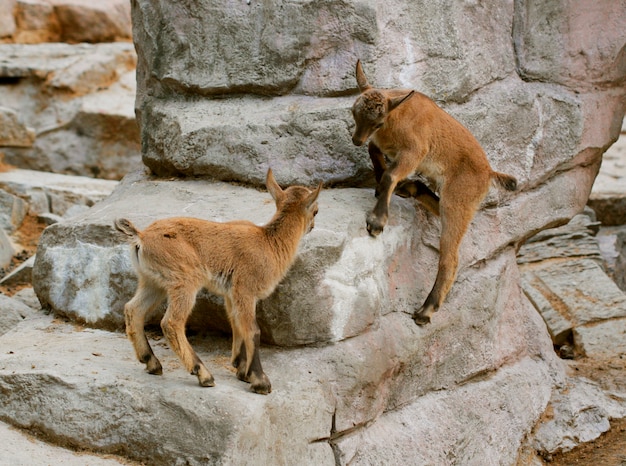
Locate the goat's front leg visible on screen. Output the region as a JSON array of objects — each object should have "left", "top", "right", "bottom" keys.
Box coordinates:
[
  {"left": 161, "top": 287, "right": 215, "bottom": 387},
  {"left": 368, "top": 142, "right": 386, "bottom": 197},
  {"left": 226, "top": 295, "right": 247, "bottom": 375},
  {"left": 231, "top": 294, "right": 271, "bottom": 394},
  {"left": 367, "top": 158, "right": 417, "bottom": 237},
  {"left": 125, "top": 281, "right": 167, "bottom": 376}
]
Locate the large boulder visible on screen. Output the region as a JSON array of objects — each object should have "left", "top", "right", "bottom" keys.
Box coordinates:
[{"left": 22, "top": 0, "right": 626, "bottom": 464}]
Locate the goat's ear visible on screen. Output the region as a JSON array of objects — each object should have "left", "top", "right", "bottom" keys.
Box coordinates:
[
  {"left": 306, "top": 181, "right": 323, "bottom": 208},
  {"left": 355, "top": 60, "right": 371, "bottom": 92},
  {"left": 388, "top": 90, "right": 415, "bottom": 113},
  {"left": 266, "top": 168, "right": 284, "bottom": 202}
]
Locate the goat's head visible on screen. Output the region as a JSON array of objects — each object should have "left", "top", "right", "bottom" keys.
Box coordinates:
[
  {"left": 266, "top": 169, "right": 322, "bottom": 233},
  {"left": 351, "top": 60, "right": 415, "bottom": 146}
]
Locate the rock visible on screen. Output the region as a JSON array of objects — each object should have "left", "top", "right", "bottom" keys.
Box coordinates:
[
  {"left": 597, "top": 225, "right": 626, "bottom": 292},
  {"left": 50, "top": 0, "right": 132, "bottom": 43},
  {"left": 0, "top": 0, "right": 17, "bottom": 39},
  {"left": 588, "top": 129, "right": 626, "bottom": 226},
  {"left": 0, "top": 168, "right": 118, "bottom": 217},
  {"left": 0, "top": 106, "right": 35, "bottom": 147},
  {"left": 336, "top": 358, "right": 552, "bottom": 465},
  {"left": 12, "top": 0, "right": 60, "bottom": 44},
  {"left": 514, "top": 1, "right": 626, "bottom": 88},
  {"left": 0, "top": 292, "right": 37, "bottom": 336},
  {"left": 0, "top": 43, "right": 138, "bottom": 180},
  {"left": 0, "top": 255, "right": 34, "bottom": 286},
  {"left": 0, "top": 188, "right": 27, "bottom": 232},
  {"left": 0, "top": 227, "right": 15, "bottom": 269},
  {"left": 518, "top": 211, "right": 626, "bottom": 348},
  {"left": 11, "top": 285, "right": 40, "bottom": 309},
  {"left": 32, "top": 169, "right": 425, "bottom": 340},
  {"left": 13, "top": 0, "right": 626, "bottom": 464},
  {"left": 517, "top": 208, "right": 603, "bottom": 266},
  {"left": 7, "top": 0, "right": 131, "bottom": 44},
  {"left": 0, "top": 295, "right": 557, "bottom": 465},
  {"left": 574, "top": 318, "right": 626, "bottom": 359},
  {"left": 532, "top": 376, "right": 626, "bottom": 454},
  {"left": 1, "top": 420, "right": 127, "bottom": 466}
]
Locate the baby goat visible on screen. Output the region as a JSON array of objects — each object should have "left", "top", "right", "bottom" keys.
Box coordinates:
[
  {"left": 115, "top": 169, "right": 321, "bottom": 394},
  {"left": 351, "top": 60, "right": 517, "bottom": 325}
]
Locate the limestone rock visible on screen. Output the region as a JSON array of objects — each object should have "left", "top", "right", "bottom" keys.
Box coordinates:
[
  {"left": 514, "top": 1, "right": 626, "bottom": 88},
  {"left": 532, "top": 376, "right": 626, "bottom": 454},
  {"left": 574, "top": 318, "right": 626, "bottom": 359},
  {"left": 0, "top": 255, "right": 34, "bottom": 286},
  {"left": 8, "top": 0, "right": 131, "bottom": 44},
  {"left": 0, "top": 168, "right": 118, "bottom": 217},
  {"left": 0, "top": 0, "right": 17, "bottom": 39},
  {"left": 1, "top": 420, "right": 127, "bottom": 466},
  {"left": 0, "top": 188, "right": 27, "bottom": 232},
  {"left": 0, "top": 43, "right": 139, "bottom": 180},
  {"left": 0, "top": 106, "right": 35, "bottom": 147},
  {"left": 588, "top": 128, "right": 626, "bottom": 226},
  {"left": 518, "top": 212, "right": 626, "bottom": 346},
  {"left": 13, "top": 0, "right": 626, "bottom": 464},
  {"left": 0, "top": 227, "right": 15, "bottom": 269},
  {"left": 0, "top": 292, "right": 557, "bottom": 465},
  {"left": 13, "top": 0, "right": 60, "bottom": 44},
  {"left": 32, "top": 169, "right": 424, "bottom": 340},
  {"left": 597, "top": 225, "right": 626, "bottom": 292},
  {"left": 50, "top": 0, "right": 132, "bottom": 43},
  {"left": 0, "top": 292, "right": 36, "bottom": 336}
]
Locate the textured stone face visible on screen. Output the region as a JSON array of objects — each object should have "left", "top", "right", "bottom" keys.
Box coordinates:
[{"left": 132, "top": 0, "right": 526, "bottom": 183}]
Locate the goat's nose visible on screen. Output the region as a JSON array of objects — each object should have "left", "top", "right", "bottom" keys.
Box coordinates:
[{"left": 352, "top": 134, "right": 364, "bottom": 147}]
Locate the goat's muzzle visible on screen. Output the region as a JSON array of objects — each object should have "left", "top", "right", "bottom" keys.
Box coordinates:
[{"left": 352, "top": 133, "right": 366, "bottom": 147}]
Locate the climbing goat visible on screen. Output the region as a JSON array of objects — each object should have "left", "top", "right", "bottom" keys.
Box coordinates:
[
  {"left": 115, "top": 169, "right": 322, "bottom": 394},
  {"left": 351, "top": 60, "right": 517, "bottom": 325}
]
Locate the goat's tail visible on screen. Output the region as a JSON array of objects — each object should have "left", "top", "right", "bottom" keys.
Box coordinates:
[
  {"left": 114, "top": 218, "right": 140, "bottom": 239},
  {"left": 491, "top": 171, "right": 517, "bottom": 192}
]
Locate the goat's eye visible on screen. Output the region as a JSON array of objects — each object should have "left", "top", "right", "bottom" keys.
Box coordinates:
[{"left": 313, "top": 208, "right": 318, "bottom": 217}]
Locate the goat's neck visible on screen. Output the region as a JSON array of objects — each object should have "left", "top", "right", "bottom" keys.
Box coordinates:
[{"left": 262, "top": 210, "right": 306, "bottom": 264}]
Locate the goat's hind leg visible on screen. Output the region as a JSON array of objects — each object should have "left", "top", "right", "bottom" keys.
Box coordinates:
[
  {"left": 161, "top": 286, "right": 215, "bottom": 387},
  {"left": 125, "top": 280, "right": 166, "bottom": 375},
  {"left": 413, "top": 188, "right": 481, "bottom": 325}
]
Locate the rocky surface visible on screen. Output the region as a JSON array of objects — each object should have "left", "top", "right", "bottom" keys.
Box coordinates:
[
  {"left": 0, "top": 42, "right": 140, "bottom": 180},
  {"left": 0, "top": 1, "right": 625, "bottom": 465},
  {"left": 0, "top": 0, "right": 132, "bottom": 44}
]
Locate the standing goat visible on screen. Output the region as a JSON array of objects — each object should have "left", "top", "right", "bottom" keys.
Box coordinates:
[
  {"left": 115, "top": 169, "right": 321, "bottom": 394},
  {"left": 351, "top": 60, "right": 517, "bottom": 325}
]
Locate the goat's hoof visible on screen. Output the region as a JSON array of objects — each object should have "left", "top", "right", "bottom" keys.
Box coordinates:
[
  {"left": 413, "top": 313, "right": 431, "bottom": 326},
  {"left": 414, "top": 303, "right": 437, "bottom": 325},
  {"left": 146, "top": 357, "right": 163, "bottom": 375},
  {"left": 236, "top": 369, "right": 249, "bottom": 383},
  {"left": 250, "top": 373, "right": 272, "bottom": 395},
  {"left": 198, "top": 375, "right": 216, "bottom": 387},
  {"left": 366, "top": 214, "right": 385, "bottom": 237}
]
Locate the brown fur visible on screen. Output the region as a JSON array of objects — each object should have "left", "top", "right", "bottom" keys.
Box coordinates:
[
  {"left": 351, "top": 60, "right": 517, "bottom": 325},
  {"left": 115, "top": 169, "right": 321, "bottom": 394}
]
